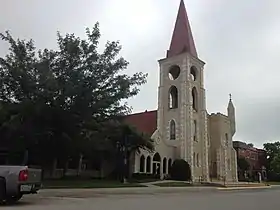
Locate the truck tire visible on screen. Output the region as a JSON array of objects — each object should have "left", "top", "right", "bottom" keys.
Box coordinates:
[
  {"left": 0, "top": 177, "right": 6, "bottom": 204},
  {"left": 6, "top": 194, "right": 23, "bottom": 204}
]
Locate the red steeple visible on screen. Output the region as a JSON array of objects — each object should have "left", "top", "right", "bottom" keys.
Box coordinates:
[{"left": 167, "top": 0, "right": 197, "bottom": 58}]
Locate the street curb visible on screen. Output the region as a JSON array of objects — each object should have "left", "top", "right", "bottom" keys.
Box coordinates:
[
  {"left": 37, "top": 185, "right": 273, "bottom": 198},
  {"left": 38, "top": 187, "right": 218, "bottom": 197},
  {"left": 217, "top": 186, "right": 271, "bottom": 190}
]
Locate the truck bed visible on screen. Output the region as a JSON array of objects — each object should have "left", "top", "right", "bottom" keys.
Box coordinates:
[{"left": 0, "top": 165, "right": 42, "bottom": 195}]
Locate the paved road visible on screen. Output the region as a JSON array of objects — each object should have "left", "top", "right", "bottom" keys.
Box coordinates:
[{"left": 2, "top": 188, "right": 280, "bottom": 209}]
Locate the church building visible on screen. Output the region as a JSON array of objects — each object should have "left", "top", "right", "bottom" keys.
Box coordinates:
[{"left": 124, "top": 0, "right": 238, "bottom": 182}]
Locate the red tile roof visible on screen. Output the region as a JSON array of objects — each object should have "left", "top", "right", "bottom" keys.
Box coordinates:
[
  {"left": 123, "top": 110, "right": 157, "bottom": 136},
  {"left": 167, "top": 0, "right": 197, "bottom": 58}
]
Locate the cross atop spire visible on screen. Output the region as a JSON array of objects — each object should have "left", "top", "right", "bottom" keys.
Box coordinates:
[
  {"left": 228, "top": 93, "right": 234, "bottom": 109},
  {"left": 167, "top": 0, "right": 197, "bottom": 58}
]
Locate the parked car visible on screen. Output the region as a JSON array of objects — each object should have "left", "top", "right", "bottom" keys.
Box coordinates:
[{"left": 0, "top": 165, "right": 42, "bottom": 204}]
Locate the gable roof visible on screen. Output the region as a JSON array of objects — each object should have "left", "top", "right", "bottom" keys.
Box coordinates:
[{"left": 123, "top": 110, "right": 157, "bottom": 136}]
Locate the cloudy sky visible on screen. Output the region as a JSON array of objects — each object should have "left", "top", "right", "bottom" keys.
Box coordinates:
[{"left": 1, "top": 0, "right": 280, "bottom": 148}]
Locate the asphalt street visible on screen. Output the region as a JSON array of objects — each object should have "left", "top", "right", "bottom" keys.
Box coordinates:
[{"left": 2, "top": 188, "right": 280, "bottom": 210}]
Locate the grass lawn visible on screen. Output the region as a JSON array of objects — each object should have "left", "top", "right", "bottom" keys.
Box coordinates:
[
  {"left": 265, "top": 182, "right": 280, "bottom": 185},
  {"left": 130, "top": 178, "right": 160, "bottom": 183},
  {"left": 153, "top": 182, "right": 192, "bottom": 187},
  {"left": 43, "top": 179, "right": 147, "bottom": 189}
]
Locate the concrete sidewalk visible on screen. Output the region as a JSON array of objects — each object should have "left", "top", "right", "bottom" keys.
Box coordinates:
[
  {"left": 140, "top": 180, "right": 270, "bottom": 189},
  {"left": 38, "top": 186, "right": 217, "bottom": 198}
]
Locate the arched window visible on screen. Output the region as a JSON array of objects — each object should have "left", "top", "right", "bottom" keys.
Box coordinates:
[
  {"left": 193, "top": 152, "right": 196, "bottom": 167},
  {"left": 146, "top": 156, "right": 151, "bottom": 173},
  {"left": 153, "top": 153, "right": 161, "bottom": 175},
  {"left": 192, "top": 87, "right": 198, "bottom": 111},
  {"left": 190, "top": 66, "right": 197, "bottom": 81},
  {"left": 170, "top": 120, "right": 176, "bottom": 140},
  {"left": 193, "top": 120, "right": 197, "bottom": 141},
  {"left": 168, "top": 159, "right": 172, "bottom": 174},
  {"left": 169, "top": 86, "right": 178, "bottom": 109},
  {"left": 140, "top": 155, "right": 145, "bottom": 172},
  {"left": 153, "top": 153, "right": 161, "bottom": 162},
  {"left": 196, "top": 153, "right": 199, "bottom": 167},
  {"left": 163, "top": 158, "right": 167, "bottom": 174},
  {"left": 225, "top": 133, "right": 229, "bottom": 146},
  {"left": 227, "top": 159, "right": 231, "bottom": 171},
  {"left": 169, "top": 65, "right": 181, "bottom": 80}
]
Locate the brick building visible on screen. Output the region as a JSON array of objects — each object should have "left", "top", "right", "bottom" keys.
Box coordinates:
[{"left": 233, "top": 141, "right": 267, "bottom": 180}]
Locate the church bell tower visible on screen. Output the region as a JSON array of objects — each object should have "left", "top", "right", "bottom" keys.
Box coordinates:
[{"left": 157, "top": 0, "right": 209, "bottom": 181}]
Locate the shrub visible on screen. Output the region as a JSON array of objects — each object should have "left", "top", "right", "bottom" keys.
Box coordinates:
[
  {"left": 170, "top": 159, "right": 191, "bottom": 181},
  {"left": 267, "top": 172, "right": 280, "bottom": 182}
]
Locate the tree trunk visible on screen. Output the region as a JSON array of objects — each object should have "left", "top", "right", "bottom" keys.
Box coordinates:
[
  {"left": 127, "top": 151, "right": 134, "bottom": 179},
  {"left": 77, "top": 154, "right": 83, "bottom": 176},
  {"left": 63, "top": 159, "right": 69, "bottom": 177},
  {"left": 51, "top": 158, "right": 57, "bottom": 178}
]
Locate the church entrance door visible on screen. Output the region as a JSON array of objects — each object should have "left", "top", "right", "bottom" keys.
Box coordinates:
[{"left": 152, "top": 153, "right": 161, "bottom": 175}]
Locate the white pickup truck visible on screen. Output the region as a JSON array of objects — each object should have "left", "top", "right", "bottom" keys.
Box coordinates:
[{"left": 0, "top": 165, "right": 42, "bottom": 204}]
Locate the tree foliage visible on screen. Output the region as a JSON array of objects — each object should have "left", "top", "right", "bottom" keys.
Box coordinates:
[
  {"left": 83, "top": 120, "right": 154, "bottom": 161},
  {"left": 91, "top": 121, "right": 154, "bottom": 179},
  {"left": 0, "top": 23, "right": 152, "bottom": 171},
  {"left": 247, "top": 143, "right": 254, "bottom": 147},
  {"left": 264, "top": 142, "right": 280, "bottom": 177},
  {"left": 237, "top": 157, "right": 250, "bottom": 171}
]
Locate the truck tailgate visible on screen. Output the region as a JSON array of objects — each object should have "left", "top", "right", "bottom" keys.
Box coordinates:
[{"left": 26, "top": 168, "right": 42, "bottom": 183}]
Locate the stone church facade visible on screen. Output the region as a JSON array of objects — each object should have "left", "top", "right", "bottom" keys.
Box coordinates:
[{"left": 124, "top": 0, "right": 238, "bottom": 182}]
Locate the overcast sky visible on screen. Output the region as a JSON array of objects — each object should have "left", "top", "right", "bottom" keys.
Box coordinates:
[{"left": 1, "top": 0, "right": 280, "bottom": 148}]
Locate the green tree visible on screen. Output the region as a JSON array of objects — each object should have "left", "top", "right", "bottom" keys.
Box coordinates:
[
  {"left": 107, "top": 122, "right": 154, "bottom": 153},
  {"left": 89, "top": 121, "right": 154, "bottom": 180},
  {"left": 237, "top": 157, "right": 250, "bottom": 171},
  {"left": 270, "top": 153, "right": 280, "bottom": 174},
  {"left": 263, "top": 142, "right": 280, "bottom": 164},
  {"left": 0, "top": 22, "right": 148, "bottom": 171},
  {"left": 248, "top": 143, "right": 254, "bottom": 147},
  {"left": 264, "top": 142, "right": 280, "bottom": 179}
]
